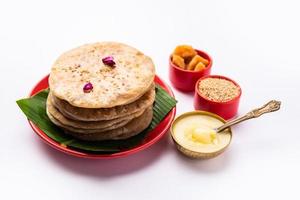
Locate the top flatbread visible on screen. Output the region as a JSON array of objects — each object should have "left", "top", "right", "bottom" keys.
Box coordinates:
[{"left": 49, "top": 42, "right": 155, "bottom": 108}]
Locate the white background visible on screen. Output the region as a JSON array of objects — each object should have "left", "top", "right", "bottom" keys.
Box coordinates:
[{"left": 1, "top": 0, "right": 299, "bottom": 199}]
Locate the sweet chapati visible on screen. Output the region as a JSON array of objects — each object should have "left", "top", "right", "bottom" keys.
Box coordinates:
[
  {"left": 51, "top": 84, "right": 155, "bottom": 121},
  {"left": 47, "top": 93, "right": 146, "bottom": 130},
  {"left": 49, "top": 42, "right": 155, "bottom": 108}
]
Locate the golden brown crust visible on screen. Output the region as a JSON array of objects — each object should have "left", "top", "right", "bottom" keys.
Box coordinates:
[
  {"left": 47, "top": 93, "right": 146, "bottom": 130},
  {"left": 51, "top": 84, "right": 155, "bottom": 121},
  {"left": 59, "top": 107, "right": 153, "bottom": 141}
]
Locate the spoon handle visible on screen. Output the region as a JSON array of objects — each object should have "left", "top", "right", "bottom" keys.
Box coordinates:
[{"left": 215, "top": 100, "right": 281, "bottom": 133}]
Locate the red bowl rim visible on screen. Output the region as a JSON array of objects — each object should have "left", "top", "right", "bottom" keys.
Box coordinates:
[
  {"left": 195, "top": 74, "right": 242, "bottom": 105},
  {"left": 169, "top": 49, "right": 213, "bottom": 73},
  {"left": 28, "top": 74, "right": 176, "bottom": 159}
]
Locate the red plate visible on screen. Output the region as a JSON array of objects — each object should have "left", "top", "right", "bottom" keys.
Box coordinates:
[{"left": 28, "top": 75, "right": 176, "bottom": 159}]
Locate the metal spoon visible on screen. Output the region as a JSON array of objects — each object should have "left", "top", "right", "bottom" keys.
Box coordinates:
[{"left": 215, "top": 100, "right": 281, "bottom": 133}]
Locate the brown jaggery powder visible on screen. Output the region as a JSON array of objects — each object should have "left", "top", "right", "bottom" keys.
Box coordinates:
[{"left": 198, "top": 78, "right": 240, "bottom": 102}]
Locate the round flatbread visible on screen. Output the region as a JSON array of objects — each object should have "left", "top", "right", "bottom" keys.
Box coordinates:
[
  {"left": 51, "top": 84, "right": 155, "bottom": 121},
  {"left": 49, "top": 42, "right": 155, "bottom": 108},
  {"left": 47, "top": 93, "right": 146, "bottom": 130},
  {"left": 61, "top": 107, "right": 153, "bottom": 141}
]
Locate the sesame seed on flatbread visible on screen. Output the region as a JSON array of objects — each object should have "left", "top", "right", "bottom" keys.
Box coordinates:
[{"left": 49, "top": 42, "right": 155, "bottom": 108}]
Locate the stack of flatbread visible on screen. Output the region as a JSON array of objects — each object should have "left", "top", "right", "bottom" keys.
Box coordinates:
[{"left": 46, "top": 42, "right": 155, "bottom": 141}]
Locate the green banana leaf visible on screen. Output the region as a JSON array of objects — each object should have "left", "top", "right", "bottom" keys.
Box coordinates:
[{"left": 16, "top": 85, "right": 177, "bottom": 153}]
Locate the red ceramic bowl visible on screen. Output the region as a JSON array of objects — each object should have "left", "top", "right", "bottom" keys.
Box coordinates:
[
  {"left": 194, "top": 75, "right": 242, "bottom": 120},
  {"left": 28, "top": 74, "right": 176, "bottom": 159},
  {"left": 169, "top": 49, "right": 212, "bottom": 92}
]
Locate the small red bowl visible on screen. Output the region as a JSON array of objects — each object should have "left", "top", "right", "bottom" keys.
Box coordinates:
[
  {"left": 169, "top": 49, "right": 212, "bottom": 92},
  {"left": 194, "top": 75, "right": 242, "bottom": 120}
]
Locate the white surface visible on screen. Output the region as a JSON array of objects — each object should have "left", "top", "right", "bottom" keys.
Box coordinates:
[{"left": 1, "top": 0, "right": 299, "bottom": 199}]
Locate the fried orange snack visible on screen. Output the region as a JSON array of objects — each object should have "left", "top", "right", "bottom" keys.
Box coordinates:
[
  {"left": 173, "top": 45, "right": 197, "bottom": 59},
  {"left": 197, "top": 55, "right": 209, "bottom": 66},
  {"left": 172, "top": 54, "right": 185, "bottom": 69},
  {"left": 194, "top": 62, "right": 206, "bottom": 71},
  {"left": 187, "top": 55, "right": 202, "bottom": 70}
]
